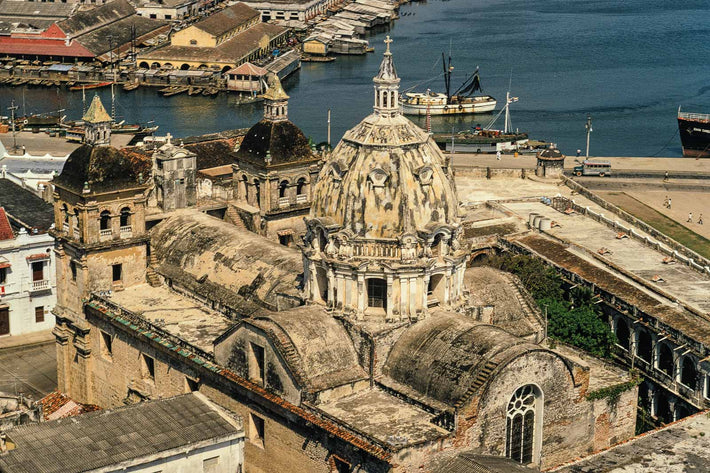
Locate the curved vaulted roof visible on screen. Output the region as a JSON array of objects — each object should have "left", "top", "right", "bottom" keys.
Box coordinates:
[{"left": 383, "top": 311, "right": 538, "bottom": 407}]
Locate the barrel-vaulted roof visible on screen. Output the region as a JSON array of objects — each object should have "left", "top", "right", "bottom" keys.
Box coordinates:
[
  {"left": 383, "top": 311, "right": 537, "bottom": 407},
  {"left": 247, "top": 306, "right": 368, "bottom": 392}
]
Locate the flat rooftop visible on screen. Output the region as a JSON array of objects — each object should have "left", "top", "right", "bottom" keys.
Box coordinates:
[
  {"left": 552, "top": 344, "right": 630, "bottom": 391},
  {"left": 552, "top": 410, "right": 710, "bottom": 472},
  {"left": 317, "top": 388, "right": 448, "bottom": 448},
  {"left": 502, "top": 200, "right": 710, "bottom": 315},
  {"left": 108, "top": 283, "right": 233, "bottom": 353}
]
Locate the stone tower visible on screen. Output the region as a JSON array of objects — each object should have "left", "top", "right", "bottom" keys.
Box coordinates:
[
  {"left": 51, "top": 133, "right": 152, "bottom": 403},
  {"left": 231, "top": 73, "right": 321, "bottom": 244},
  {"left": 303, "top": 37, "right": 468, "bottom": 322},
  {"left": 83, "top": 95, "right": 112, "bottom": 147}
]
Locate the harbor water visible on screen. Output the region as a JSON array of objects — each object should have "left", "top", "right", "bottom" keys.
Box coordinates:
[{"left": 1, "top": 0, "right": 709, "bottom": 157}]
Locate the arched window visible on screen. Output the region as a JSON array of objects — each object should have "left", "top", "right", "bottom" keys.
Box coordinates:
[
  {"left": 62, "top": 204, "right": 69, "bottom": 223},
  {"left": 506, "top": 385, "right": 540, "bottom": 465},
  {"left": 615, "top": 319, "right": 630, "bottom": 351},
  {"left": 99, "top": 210, "right": 111, "bottom": 231},
  {"left": 119, "top": 207, "right": 131, "bottom": 227},
  {"left": 680, "top": 357, "right": 697, "bottom": 390},
  {"left": 278, "top": 180, "right": 289, "bottom": 198},
  {"left": 296, "top": 177, "right": 307, "bottom": 196},
  {"left": 637, "top": 330, "right": 652, "bottom": 364},
  {"left": 657, "top": 343, "right": 674, "bottom": 377}
]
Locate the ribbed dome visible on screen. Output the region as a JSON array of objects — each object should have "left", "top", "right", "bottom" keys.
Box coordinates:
[{"left": 310, "top": 39, "right": 459, "bottom": 239}]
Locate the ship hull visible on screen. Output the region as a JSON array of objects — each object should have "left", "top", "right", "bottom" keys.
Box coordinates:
[
  {"left": 678, "top": 114, "right": 710, "bottom": 158},
  {"left": 402, "top": 98, "right": 496, "bottom": 115}
]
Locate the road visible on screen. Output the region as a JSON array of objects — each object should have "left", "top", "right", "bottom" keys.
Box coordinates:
[{"left": 0, "top": 342, "right": 57, "bottom": 400}]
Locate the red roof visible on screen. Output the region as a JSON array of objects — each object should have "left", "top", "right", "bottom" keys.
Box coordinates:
[
  {"left": 0, "top": 37, "right": 94, "bottom": 58},
  {"left": 39, "top": 391, "right": 101, "bottom": 421},
  {"left": 0, "top": 208, "right": 13, "bottom": 241}
]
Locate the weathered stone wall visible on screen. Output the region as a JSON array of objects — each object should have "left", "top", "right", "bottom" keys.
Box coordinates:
[
  {"left": 82, "top": 308, "right": 391, "bottom": 473},
  {"left": 214, "top": 324, "right": 301, "bottom": 405},
  {"left": 454, "top": 166, "right": 528, "bottom": 180},
  {"left": 462, "top": 351, "right": 591, "bottom": 470},
  {"left": 591, "top": 387, "right": 638, "bottom": 451}
]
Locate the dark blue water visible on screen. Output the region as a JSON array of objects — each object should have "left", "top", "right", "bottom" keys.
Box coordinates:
[{"left": 2, "top": 0, "right": 710, "bottom": 156}]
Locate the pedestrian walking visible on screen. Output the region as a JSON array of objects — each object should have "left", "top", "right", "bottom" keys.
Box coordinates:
[
  {"left": 667, "top": 198, "right": 672, "bottom": 209},
  {"left": 699, "top": 214, "right": 704, "bottom": 225},
  {"left": 664, "top": 195, "right": 669, "bottom": 207},
  {"left": 663, "top": 171, "right": 669, "bottom": 182},
  {"left": 687, "top": 212, "right": 693, "bottom": 223},
  {"left": 576, "top": 149, "right": 581, "bottom": 157},
  {"left": 496, "top": 151, "right": 501, "bottom": 160}
]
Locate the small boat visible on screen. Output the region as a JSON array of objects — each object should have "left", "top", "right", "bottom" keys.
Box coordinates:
[
  {"left": 301, "top": 55, "right": 336, "bottom": 63},
  {"left": 69, "top": 81, "right": 112, "bottom": 91},
  {"left": 163, "top": 86, "right": 189, "bottom": 97},
  {"left": 159, "top": 86, "right": 174, "bottom": 93},
  {"left": 188, "top": 87, "right": 202, "bottom": 96},
  {"left": 66, "top": 81, "right": 76, "bottom": 87},
  {"left": 123, "top": 83, "right": 139, "bottom": 91},
  {"left": 401, "top": 53, "right": 496, "bottom": 116}
]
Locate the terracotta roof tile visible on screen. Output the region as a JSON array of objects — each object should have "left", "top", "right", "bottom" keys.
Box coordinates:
[{"left": 0, "top": 207, "right": 13, "bottom": 240}]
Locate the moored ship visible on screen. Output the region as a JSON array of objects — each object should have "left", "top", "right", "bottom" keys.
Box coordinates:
[
  {"left": 678, "top": 108, "right": 710, "bottom": 157},
  {"left": 401, "top": 54, "right": 496, "bottom": 116}
]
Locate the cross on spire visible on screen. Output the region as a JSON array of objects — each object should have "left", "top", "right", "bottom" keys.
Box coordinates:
[
  {"left": 384, "top": 35, "right": 392, "bottom": 54},
  {"left": 165, "top": 132, "right": 172, "bottom": 145}
]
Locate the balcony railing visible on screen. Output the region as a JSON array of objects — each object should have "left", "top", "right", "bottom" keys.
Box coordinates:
[
  {"left": 62, "top": 222, "right": 69, "bottom": 233},
  {"left": 120, "top": 225, "right": 132, "bottom": 236},
  {"left": 30, "top": 279, "right": 50, "bottom": 292},
  {"left": 296, "top": 194, "right": 307, "bottom": 204},
  {"left": 278, "top": 197, "right": 290, "bottom": 208},
  {"left": 73, "top": 227, "right": 80, "bottom": 239},
  {"left": 100, "top": 228, "right": 112, "bottom": 238}
]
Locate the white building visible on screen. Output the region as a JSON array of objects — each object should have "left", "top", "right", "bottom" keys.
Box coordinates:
[
  {"left": 243, "top": 0, "right": 340, "bottom": 22},
  {"left": 136, "top": 0, "right": 200, "bottom": 21},
  {"left": 0, "top": 179, "right": 56, "bottom": 339}
]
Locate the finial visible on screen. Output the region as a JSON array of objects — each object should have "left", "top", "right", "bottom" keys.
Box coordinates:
[
  {"left": 165, "top": 133, "right": 172, "bottom": 145},
  {"left": 265, "top": 150, "right": 272, "bottom": 164},
  {"left": 138, "top": 172, "right": 143, "bottom": 184},
  {"left": 82, "top": 181, "right": 90, "bottom": 194},
  {"left": 384, "top": 36, "right": 392, "bottom": 54}
]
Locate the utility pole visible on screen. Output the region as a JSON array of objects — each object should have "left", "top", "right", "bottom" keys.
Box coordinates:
[
  {"left": 585, "top": 115, "right": 593, "bottom": 158},
  {"left": 8, "top": 100, "right": 18, "bottom": 152}
]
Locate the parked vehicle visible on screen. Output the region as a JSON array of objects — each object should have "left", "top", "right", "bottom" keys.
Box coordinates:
[{"left": 573, "top": 160, "right": 612, "bottom": 177}]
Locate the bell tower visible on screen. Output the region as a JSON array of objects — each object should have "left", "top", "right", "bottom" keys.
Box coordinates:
[
  {"left": 51, "top": 136, "right": 152, "bottom": 403},
  {"left": 262, "top": 73, "right": 289, "bottom": 122},
  {"left": 373, "top": 36, "right": 401, "bottom": 118}
]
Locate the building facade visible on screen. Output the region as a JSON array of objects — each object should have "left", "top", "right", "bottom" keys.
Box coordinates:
[
  {"left": 51, "top": 41, "right": 638, "bottom": 473},
  {"left": 0, "top": 209, "right": 56, "bottom": 338}
]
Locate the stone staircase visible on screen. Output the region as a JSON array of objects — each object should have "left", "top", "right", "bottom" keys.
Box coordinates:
[
  {"left": 454, "top": 360, "right": 499, "bottom": 409},
  {"left": 146, "top": 253, "right": 161, "bottom": 287},
  {"left": 225, "top": 205, "right": 247, "bottom": 231}
]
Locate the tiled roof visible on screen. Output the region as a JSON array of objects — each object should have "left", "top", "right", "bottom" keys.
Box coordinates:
[
  {"left": 0, "top": 207, "right": 14, "bottom": 241},
  {"left": 226, "top": 61, "right": 267, "bottom": 76},
  {"left": 0, "top": 393, "right": 243, "bottom": 473},
  {"left": 0, "top": 36, "right": 94, "bottom": 58},
  {"left": 0, "top": 179, "right": 54, "bottom": 233},
  {"left": 57, "top": 0, "right": 134, "bottom": 37},
  {"left": 193, "top": 3, "right": 259, "bottom": 37},
  {"left": 0, "top": 1, "right": 75, "bottom": 18},
  {"left": 39, "top": 391, "right": 101, "bottom": 421}
]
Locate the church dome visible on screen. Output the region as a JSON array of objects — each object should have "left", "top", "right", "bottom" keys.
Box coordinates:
[
  {"left": 235, "top": 73, "right": 313, "bottom": 167},
  {"left": 310, "top": 39, "right": 459, "bottom": 240}
]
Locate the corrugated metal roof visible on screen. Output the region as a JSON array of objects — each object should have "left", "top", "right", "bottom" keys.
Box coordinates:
[{"left": 0, "top": 393, "right": 243, "bottom": 473}]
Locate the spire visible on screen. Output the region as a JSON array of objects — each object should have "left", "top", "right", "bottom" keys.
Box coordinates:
[
  {"left": 83, "top": 94, "right": 112, "bottom": 124},
  {"left": 82, "top": 94, "right": 112, "bottom": 147},
  {"left": 373, "top": 36, "right": 401, "bottom": 118},
  {"left": 262, "top": 73, "right": 289, "bottom": 122}
]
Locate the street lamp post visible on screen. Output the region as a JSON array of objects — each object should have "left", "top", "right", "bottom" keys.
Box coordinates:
[{"left": 585, "top": 115, "right": 593, "bottom": 158}]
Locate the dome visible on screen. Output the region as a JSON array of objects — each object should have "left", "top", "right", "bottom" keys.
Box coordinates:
[
  {"left": 55, "top": 144, "right": 151, "bottom": 194},
  {"left": 235, "top": 119, "right": 312, "bottom": 166},
  {"left": 235, "top": 73, "right": 313, "bottom": 167},
  {"left": 310, "top": 39, "right": 459, "bottom": 240}
]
